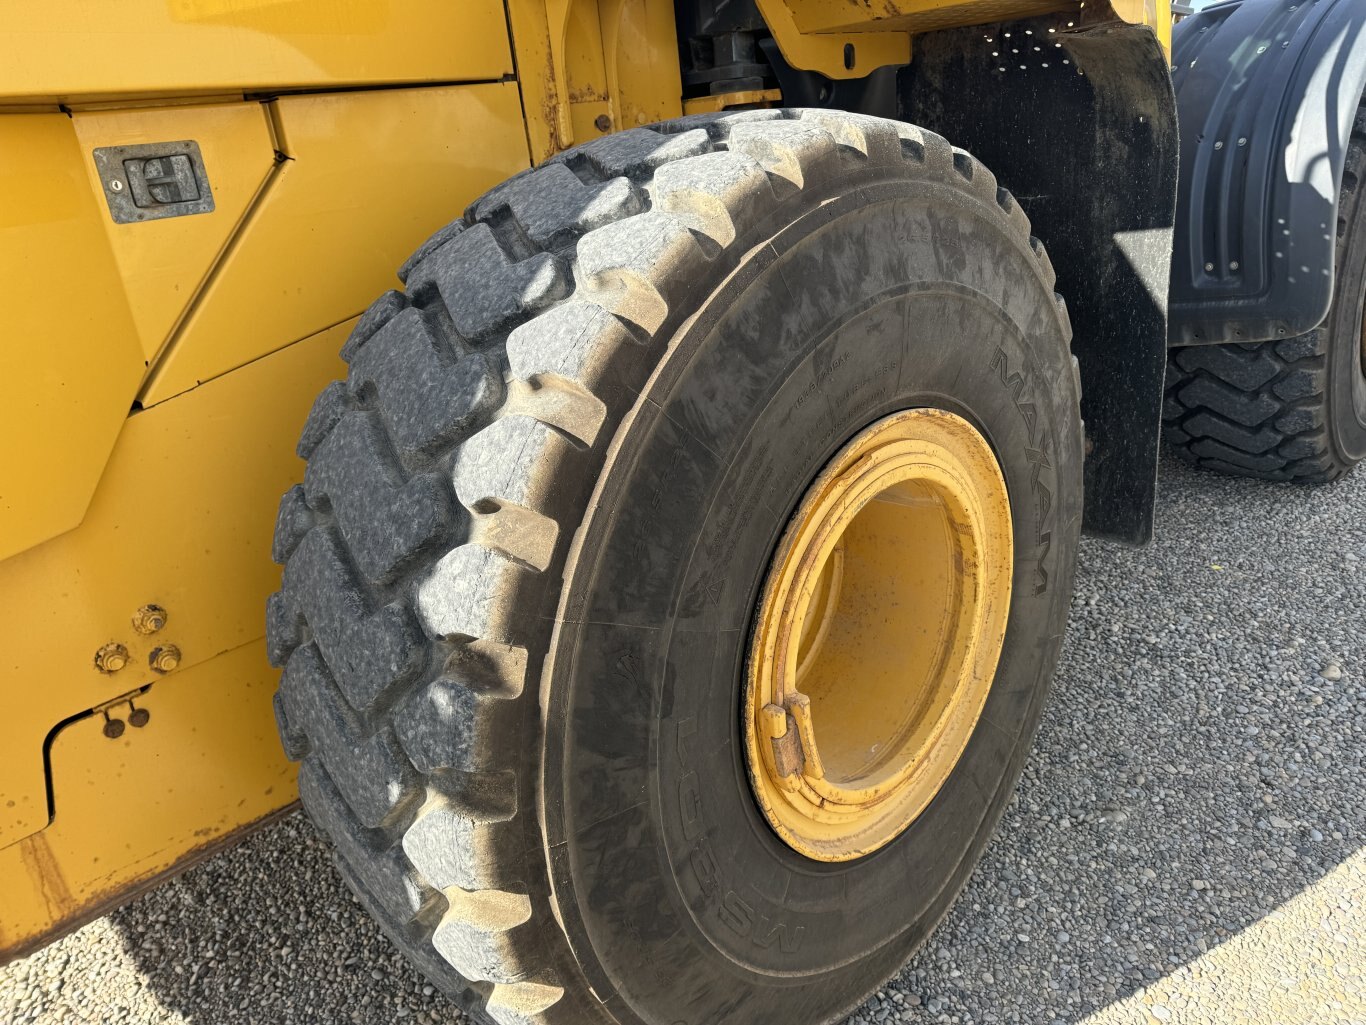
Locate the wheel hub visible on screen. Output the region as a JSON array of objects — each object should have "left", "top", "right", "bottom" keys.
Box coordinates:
[{"left": 743, "top": 409, "right": 1014, "bottom": 862}]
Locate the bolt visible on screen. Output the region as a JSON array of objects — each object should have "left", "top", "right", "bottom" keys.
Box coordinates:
[
  {"left": 1230, "top": 261, "right": 1240, "bottom": 270},
  {"left": 108, "top": 179, "right": 124, "bottom": 193},
  {"left": 132, "top": 604, "right": 168, "bottom": 635},
  {"left": 593, "top": 114, "right": 612, "bottom": 133},
  {"left": 1238, "top": 137, "right": 1247, "bottom": 146},
  {"left": 103, "top": 718, "right": 125, "bottom": 740},
  {"left": 94, "top": 642, "right": 130, "bottom": 674},
  {"left": 1205, "top": 262, "right": 1215, "bottom": 272},
  {"left": 129, "top": 706, "right": 151, "bottom": 728},
  {"left": 149, "top": 644, "right": 181, "bottom": 674},
  {"left": 1214, "top": 140, "right": 1224, "bottom": 150}
]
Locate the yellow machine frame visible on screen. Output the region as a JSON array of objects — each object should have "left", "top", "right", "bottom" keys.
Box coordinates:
[{"left": 0, "top": 0, "right": 1167, "bottom": 962}]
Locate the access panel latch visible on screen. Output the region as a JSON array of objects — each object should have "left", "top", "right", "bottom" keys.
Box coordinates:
[{"left": 94, "top": 140, "right": 215, "bottom": 223}]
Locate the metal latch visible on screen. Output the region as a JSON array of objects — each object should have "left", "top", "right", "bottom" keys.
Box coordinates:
[{"left": 94, "top": 140, "right": 215, "bottom": 223}]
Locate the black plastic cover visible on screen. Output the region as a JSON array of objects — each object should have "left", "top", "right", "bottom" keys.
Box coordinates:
[
  {"left": 903, "top": 17, "right": 1178, "bottom": 544},
  {"left": 1169, "top": 0, "right": 1366, "bottom": 345}
]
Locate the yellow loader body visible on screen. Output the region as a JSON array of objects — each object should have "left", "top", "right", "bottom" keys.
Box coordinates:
[{"left": 0, "top": 0, "right": 1166, "bottom": 963}]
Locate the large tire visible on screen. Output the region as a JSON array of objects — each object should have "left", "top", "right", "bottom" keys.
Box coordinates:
[
  {"left": 268, "top": 110, "right": 1083, "bottom": 1025},
  {"left": 1163, "top": 104, "right": 1366, "bottom": 482}
]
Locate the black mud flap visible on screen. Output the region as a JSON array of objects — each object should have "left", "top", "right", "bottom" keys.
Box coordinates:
[
  {"left": 901, "top": 12, "right": 1178, "bottom": 544},
  {"left": 1169, "top": 0, "right": 1366, "bottom": 346}
]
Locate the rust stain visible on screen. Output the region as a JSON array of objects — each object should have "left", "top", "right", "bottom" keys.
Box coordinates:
[
  {"left": 541, "top": 51, "right": 568, "bottom": 156},
  {"left": 0, "top": 801, "right": 298, "bottom": 967},
  {"left": 17, "top": 833, "right": 76, "bottom": 923},
  {"left": 568, "top": 85, "right": 605, "bottom": 103}
]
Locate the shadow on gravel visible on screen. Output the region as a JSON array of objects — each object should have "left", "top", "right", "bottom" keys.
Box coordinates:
[
  {"left": 108, "top": 457, "right": 1364, "bottom": 1025},
  {"left": 107, "top": 813, "right": 466, "bottom": 1025}
]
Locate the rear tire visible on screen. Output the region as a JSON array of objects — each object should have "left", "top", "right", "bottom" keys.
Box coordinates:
[
  {"left": 268, "top": 110, "right": 1082, "bottom": 1025},
  {"left": 1163, "top": 104, "right": 1366, "bottom": 482}
]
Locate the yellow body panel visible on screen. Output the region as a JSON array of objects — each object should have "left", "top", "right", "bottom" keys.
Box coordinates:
[
  {"left": 509, "top": 0, "right": 685, "bottom": 163},
  {"left": 755, "top": 0, "right": 911, "bottom": 79},
  {"left": 0, "top": 115, "right": 145, "bottom": 563},
  {"left": 71, "top": 102, "right": 278, "bottom": 363},
  {"left": 611, "top": 0, "right": 689, "bottom": 130},
  {"left": 759, "top": 0, "right": 1170, "bottom": 77},
  {"left": 0, "top": 641, "right": 295, "bottom": 960},
  {"left": 0, "top": 322, "right": 345, "bottom": 852},
  {"left": 0, "top": 0, "right": 512, "bottom": 102},
  {"left": 139, "top": 83, "right": 529, "bottom": 405},
  {"left": 1111, "top": 0, "right": 1171, "bottom": 56},
  {"left": 781, "top": 0, "right": 1071, "bottom": 32}
]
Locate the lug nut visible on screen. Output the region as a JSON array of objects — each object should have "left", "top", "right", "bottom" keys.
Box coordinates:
[
  {"left": 94, "top": 643, "right": 130, "bottom": 674},
  {"left": 149, "top": 644, "right": 181, "bottom": 674},
  {"left": 132, "top": 604, "right": 168, "bottom": 634}
]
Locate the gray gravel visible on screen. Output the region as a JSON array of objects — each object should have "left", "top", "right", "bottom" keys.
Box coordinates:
[{"left": 3, "top": 455, "right": 1364, "bottom": 1025}]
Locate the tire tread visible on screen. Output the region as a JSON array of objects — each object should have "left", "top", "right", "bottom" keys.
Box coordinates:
[
  {"left": 268, "top": 110, "right": 1068, "bottom": 1025},
  {"left": 1163, "top": 104, "right": 1366, "bottom": 482}
]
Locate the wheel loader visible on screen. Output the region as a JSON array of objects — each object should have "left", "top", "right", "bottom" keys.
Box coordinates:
[{"left": 2, "top": 1, "right": 1363, "bottom": 1022}]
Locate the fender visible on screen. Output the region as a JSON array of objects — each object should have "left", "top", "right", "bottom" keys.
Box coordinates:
[
  {"left": 903, "top": 11, "right": 1178, "bottom": 544},
  {"left": 1169, "top": 0, "right": 1366, "bottom": 345}
]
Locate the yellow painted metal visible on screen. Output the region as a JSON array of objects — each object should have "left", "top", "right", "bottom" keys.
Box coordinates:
[
  {"left": 683, "top": 88, "right": 785, "bottom": 115},
  {"left": 507, "top": 0, "right": 683, "bottom": 163},
  {"left": 0, "top": 322, "right": 346, "bottom": 855},
  {"left": 0, "top": 0, "right": 512, "bottom": 103},
  {"left": 1110, "top": 0, "right": 1172, "bottom": 55},
  {"left": 71, "top": 102, "right": 278, "bottom": 363},
  {"left": 778, "top": 0, "right": 1066, "bottom": 32},
  {"left": 744, "top": 409, "right": 1013, "bottom": 862},
  {"left": 567, "top": 1, "right": 616, "bottom": 144},
  {"left": 755, "top": 0, "right": 912, "bottom": 79},
  {"left": 0, "top": 114, "right": 144, "bottom": 565},
  {"left": 507, "top": 0, "right": 577, "bottom": 159},
  {"left": 138, "top": 83, "right": 529, "bottom": 406},
  {"left": 610, "top": 0, "right": 688, "bottom": 130},
  {"left": 0, "top": 641, "right": 295, "bottom": 961},
  {"left": 763, "top": 0, "right": 1171, "bottom": 75}
]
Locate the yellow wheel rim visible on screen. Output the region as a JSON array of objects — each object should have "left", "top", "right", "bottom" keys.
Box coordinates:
[{"left": 743, "top": 409, "right": 1014, "bottom": 862}]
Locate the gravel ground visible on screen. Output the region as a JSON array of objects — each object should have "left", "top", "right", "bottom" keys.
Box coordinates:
[{"left": 3, "top": 455, "right": 1364, "bottom": 1025}]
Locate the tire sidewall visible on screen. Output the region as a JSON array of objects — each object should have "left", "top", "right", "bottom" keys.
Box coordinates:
[
  {"left": 1331, "top": 235, "right": 1366, "bottom": 467},
  {"left": 541, "top": 171, "right": 1083, "bottom": 1025}
]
